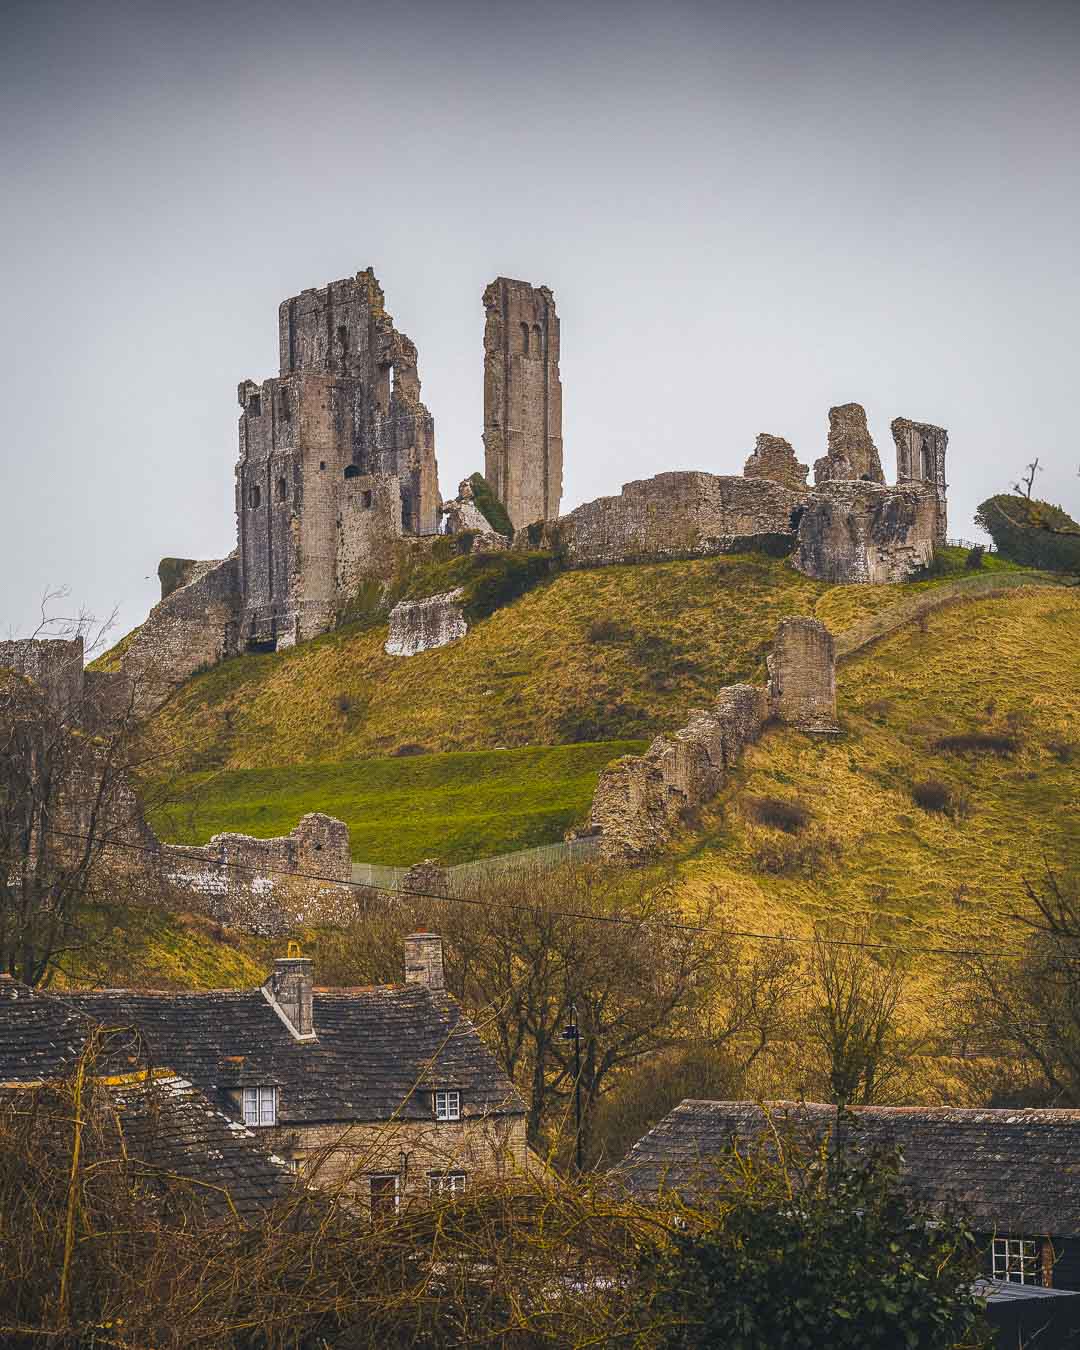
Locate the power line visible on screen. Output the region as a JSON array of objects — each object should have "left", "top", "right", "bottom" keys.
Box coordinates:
[{"left": 39, "top": 824, "right": 1029, "bottom": 961}]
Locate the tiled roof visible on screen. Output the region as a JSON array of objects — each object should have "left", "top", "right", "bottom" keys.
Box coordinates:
[
  {"left": 0, "top": 978, "right": 524, "bottom": 1124},
  {"left": 618, "top": 1099, "right": 1080, "bottom": 1235},
  {"left": 0, "top": 1070, "right": 297, "bottom": 1222}
]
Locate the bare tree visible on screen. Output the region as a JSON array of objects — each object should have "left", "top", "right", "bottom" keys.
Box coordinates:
[
  {"left": 0, "top": 598, "right": 151, "bottom": 985},
  {"left": 1012, "top": 457, "right": 1042, "bottom": 500},
  {"left": 805, "top": 924, "right": 909, "bottom": 1109},
  {"left": 951, "top": 868, "right": 1080, "bottom": 1105},
  {"left": 440, "top": 867, "right": 801, "bottom": 1167}
]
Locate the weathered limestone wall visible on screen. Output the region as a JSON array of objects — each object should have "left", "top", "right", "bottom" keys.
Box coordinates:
[
  {"left": 813, "top": 402, "right": 886, "bottom": 484},
  {"left": 794, "top": 480, "right": 937, "bottom": 584},
  {"left": 537, "top": 472, "right": 805, "bottom": 568},
  {"left": 483, "top": 278, "right": 563, "bottom": 529},
  {"left": 767, "top": 618, "right": 839, "bottom": 733},
  {"left": 893, "top": 416, "right": 948, "bottom": 544},
  {"left": 742, "top": 434, "right": 809, "bottom": 492},
  {"left": 441, "top": 478, "right": 493, "bottom": 535},
  {"left": 268, "top": 1112, "right": 530, "bottom": 1201},
  {"left": 336, "top": 472, "right": 403, "bottom": 595},
  {"left": 113, "top": 556, "right": 240, "bottom": 711},
  {"left": 589, "top": 684, "right": 767, "bottom": 861},
  {"left": 160, "top": 813, "right": 355, "bottom": 935},
  {"left": 385, "top": 591, "right": 468, "bottom": 657},
  {"left": 0, "top": 637, "right": 85, "bottom": 716}
]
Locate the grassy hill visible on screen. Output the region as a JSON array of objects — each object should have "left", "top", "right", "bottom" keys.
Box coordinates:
[
  {"left": 144, "top": 548, "right": 1028, "bottom": 779},
  {"left": 72, "top": 550, "right": 1075, "bottom": 999},
  {"left": 672, "top": 584, "right": 1079, "bottom": 943},
  {"left": 149, "top": 741, "right": 646, "bottom": 866}
]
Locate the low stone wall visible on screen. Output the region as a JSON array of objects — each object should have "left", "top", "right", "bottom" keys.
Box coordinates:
[
  {"left": 589, "top": 684, "right": 767, "bottom": 861},
  {"left": 160, "top": 812, "right": 356, "bottom": 935},
  {"left": 588, "top": 618, "right": 840, "bottom": 861},
  {"left": 531, "top": 472, "right": 805, "bottom": 568},
  {"left": 793, "top": 481, "right": 937, "bottom": 584},
  {"left": 385, "top": 590, "right": 468, "bottom": 657}
]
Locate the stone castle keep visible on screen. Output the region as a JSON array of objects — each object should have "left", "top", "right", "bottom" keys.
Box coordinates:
[{"left": 85, "top": 265, "right": 948, "bottom": 702}]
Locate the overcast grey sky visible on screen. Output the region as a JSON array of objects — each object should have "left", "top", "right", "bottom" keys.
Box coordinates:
[{"left": 2, "top": 0, "right": 1078, "bottom": 642}]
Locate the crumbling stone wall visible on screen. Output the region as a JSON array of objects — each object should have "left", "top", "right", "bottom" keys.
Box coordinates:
[
  {"left": 892, "top": 416, "right": 948, "bottom": 544},
  {"left": 536, "top": 472, "right": 805, "bottom": 568},
  {"left": 793, "top": 480, "right": 937, "bottom": 584},
  {"left": 767, "top": 618, "right": 838, "bottom": 733},
  {"left": 483, "top": 278, "right": 562, "bottom": 529},
  {"left": 813, "top": 403, "right": 885, "bottom": 485},
  {"left": 441, "top": 479, "right": 493, "bottom": 535},
  {"left": 112, "top": 556, "right": 240, "bottom": 712},
  {"left": 237, "top": 269, "right": 439, "bottom": 651},
  {"left": 742, "top": 434, "right": 809, "bottom": 492},
  {"left": 589, "top": 684, "right": 767, "bottom": 861},
  {"left": 160, "top": 813, "right": 355, "bottom": 935},
  {"left": 0, "top": 637, "right": 85, "bottom": 716},
  {"left": 385, "top": 591, "right": 467, "bottom": 657}
]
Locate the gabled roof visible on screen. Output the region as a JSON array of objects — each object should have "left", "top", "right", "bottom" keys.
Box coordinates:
[
  {"left": 618, "top": 1099, "right": 1080, "bottom": 1236},
  {"left": 0, "top": 978, "right": 524, "bottom": 1124},
  {"left": 0, "top": 1069, "right": 297, "bottom": 1222}
]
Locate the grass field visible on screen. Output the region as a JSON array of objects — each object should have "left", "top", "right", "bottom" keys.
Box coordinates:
[{"left": 148, "top": 741, "right": 647, "bottom": 865}]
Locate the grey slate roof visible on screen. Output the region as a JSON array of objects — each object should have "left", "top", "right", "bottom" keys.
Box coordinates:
[
  {"left": 0, "top": 977, "right": 525, "bottom": 1125},
  {"left": 618, "top": 1099, "right": 1080, "bottom": 1236},
  {"left": 0, "top": 1070, "right": 297, "bottom": 1222}
]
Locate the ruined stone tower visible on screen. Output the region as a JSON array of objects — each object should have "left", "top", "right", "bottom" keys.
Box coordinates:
[
  {"left": 892, "top": 416, "right": 948, "bottom": 544},
  {"left": 482, "top": 278, "right": 562, "bottom": 530},
  {"left": 236, "top": 269, "right": 438, "bottom": 649}
]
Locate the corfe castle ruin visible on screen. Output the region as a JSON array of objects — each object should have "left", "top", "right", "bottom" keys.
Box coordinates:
[
  {"left": 93, "top": 265, "right": 948, "bottom": 707},
  {"left": 0, "top": 264, "right": 953, "bottom": 929}
]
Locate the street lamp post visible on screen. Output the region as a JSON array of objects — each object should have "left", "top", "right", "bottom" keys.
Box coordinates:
[{"left": 561, "top": 1002, "right": 583, "bottom": 1173}]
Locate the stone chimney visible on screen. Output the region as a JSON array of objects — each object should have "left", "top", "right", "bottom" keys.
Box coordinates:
[
  {"left": 404, "top": 932, "right": 445, "bottom": 991},
  {"left": 262, "top": 956, "right": 316, "bottom": 1040}
]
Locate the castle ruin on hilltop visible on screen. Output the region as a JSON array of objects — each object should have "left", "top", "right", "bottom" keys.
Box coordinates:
[{"left": 73, "top": 265, "right": 947, "bottom": 701}]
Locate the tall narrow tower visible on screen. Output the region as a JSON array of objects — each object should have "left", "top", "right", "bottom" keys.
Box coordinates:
[
  {"left": 892, "top": 416, "right": 948, "bottom": 544},
  {"left": 482, "top": 278, "right": 563, "bottom": 530}
]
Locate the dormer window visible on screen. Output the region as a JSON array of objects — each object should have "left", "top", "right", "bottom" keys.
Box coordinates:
[
  {"left": 434, "top": 1089, "right": 460, "bottom": 1122},
  {"left": 243, "top": 1085, "right": 277, "bottom": 1127}
]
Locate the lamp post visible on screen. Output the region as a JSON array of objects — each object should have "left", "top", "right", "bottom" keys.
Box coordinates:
[{"left": 561, "top": 1002, "right": 583, "bottom": 1174}]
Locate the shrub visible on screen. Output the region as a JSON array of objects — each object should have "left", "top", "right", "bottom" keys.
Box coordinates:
[
  {"left": 934, "top": 732, "right": 1019, "bottom": 756},
  {"left": 911, "top": 779, "right": 971, "bottom": 819},
  {"left": 587, "top": 618, "right": 632, "bottom": 644},
  {"left": 975, "top": 493, "right": 1080, "bottom": 573},
  {"left": 392, "top": 742, "right": 428, "bottom": 757},
  {"left": 467, "top": 472, "right": 514, "bottom": 538},
  {"left": 745, "top": 795, "right": 811, "bottom": 834},
  {"left": 965, "top": 545, "right": 986, "bottom": 570}
]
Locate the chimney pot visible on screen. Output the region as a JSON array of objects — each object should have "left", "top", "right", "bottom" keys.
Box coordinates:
[{"left": 404, "top": 932, "right": 445, "bottom": 991}]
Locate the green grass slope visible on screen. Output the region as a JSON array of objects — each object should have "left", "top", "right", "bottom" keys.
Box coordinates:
[{"left": 150, "top": 741, "right": 646, "bottom": 865}]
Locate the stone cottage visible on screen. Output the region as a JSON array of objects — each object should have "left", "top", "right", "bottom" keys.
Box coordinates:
[{"left": 0, "top": 935, "right": 529, "bottom": 1211}]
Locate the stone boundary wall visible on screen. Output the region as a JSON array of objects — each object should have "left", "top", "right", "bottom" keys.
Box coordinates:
[{"left": 158, "top": 812, "right": 356, "bottom": 935}]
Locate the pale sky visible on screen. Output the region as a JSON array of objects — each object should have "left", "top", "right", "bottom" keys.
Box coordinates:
[{"left": 2, "top": 0, "right": 1078, "bottom": 643}]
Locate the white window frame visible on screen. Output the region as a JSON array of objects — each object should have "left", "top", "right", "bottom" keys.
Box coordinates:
[
  {"left": 369, "top": 1174, "right": 400, "bottom": 1215},
  {"left": 242, "top": 1085, "right": 278, "bottom": 1127},
  {"left": 992, "top": 1236, "right": 1040, "bottom": 1285},
  {"left": 434, "top": 1089, "right": 461, "bottom": 1122},
  {"left": 427, "top": 1171, "right": 467, "bottom": 1197}
]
